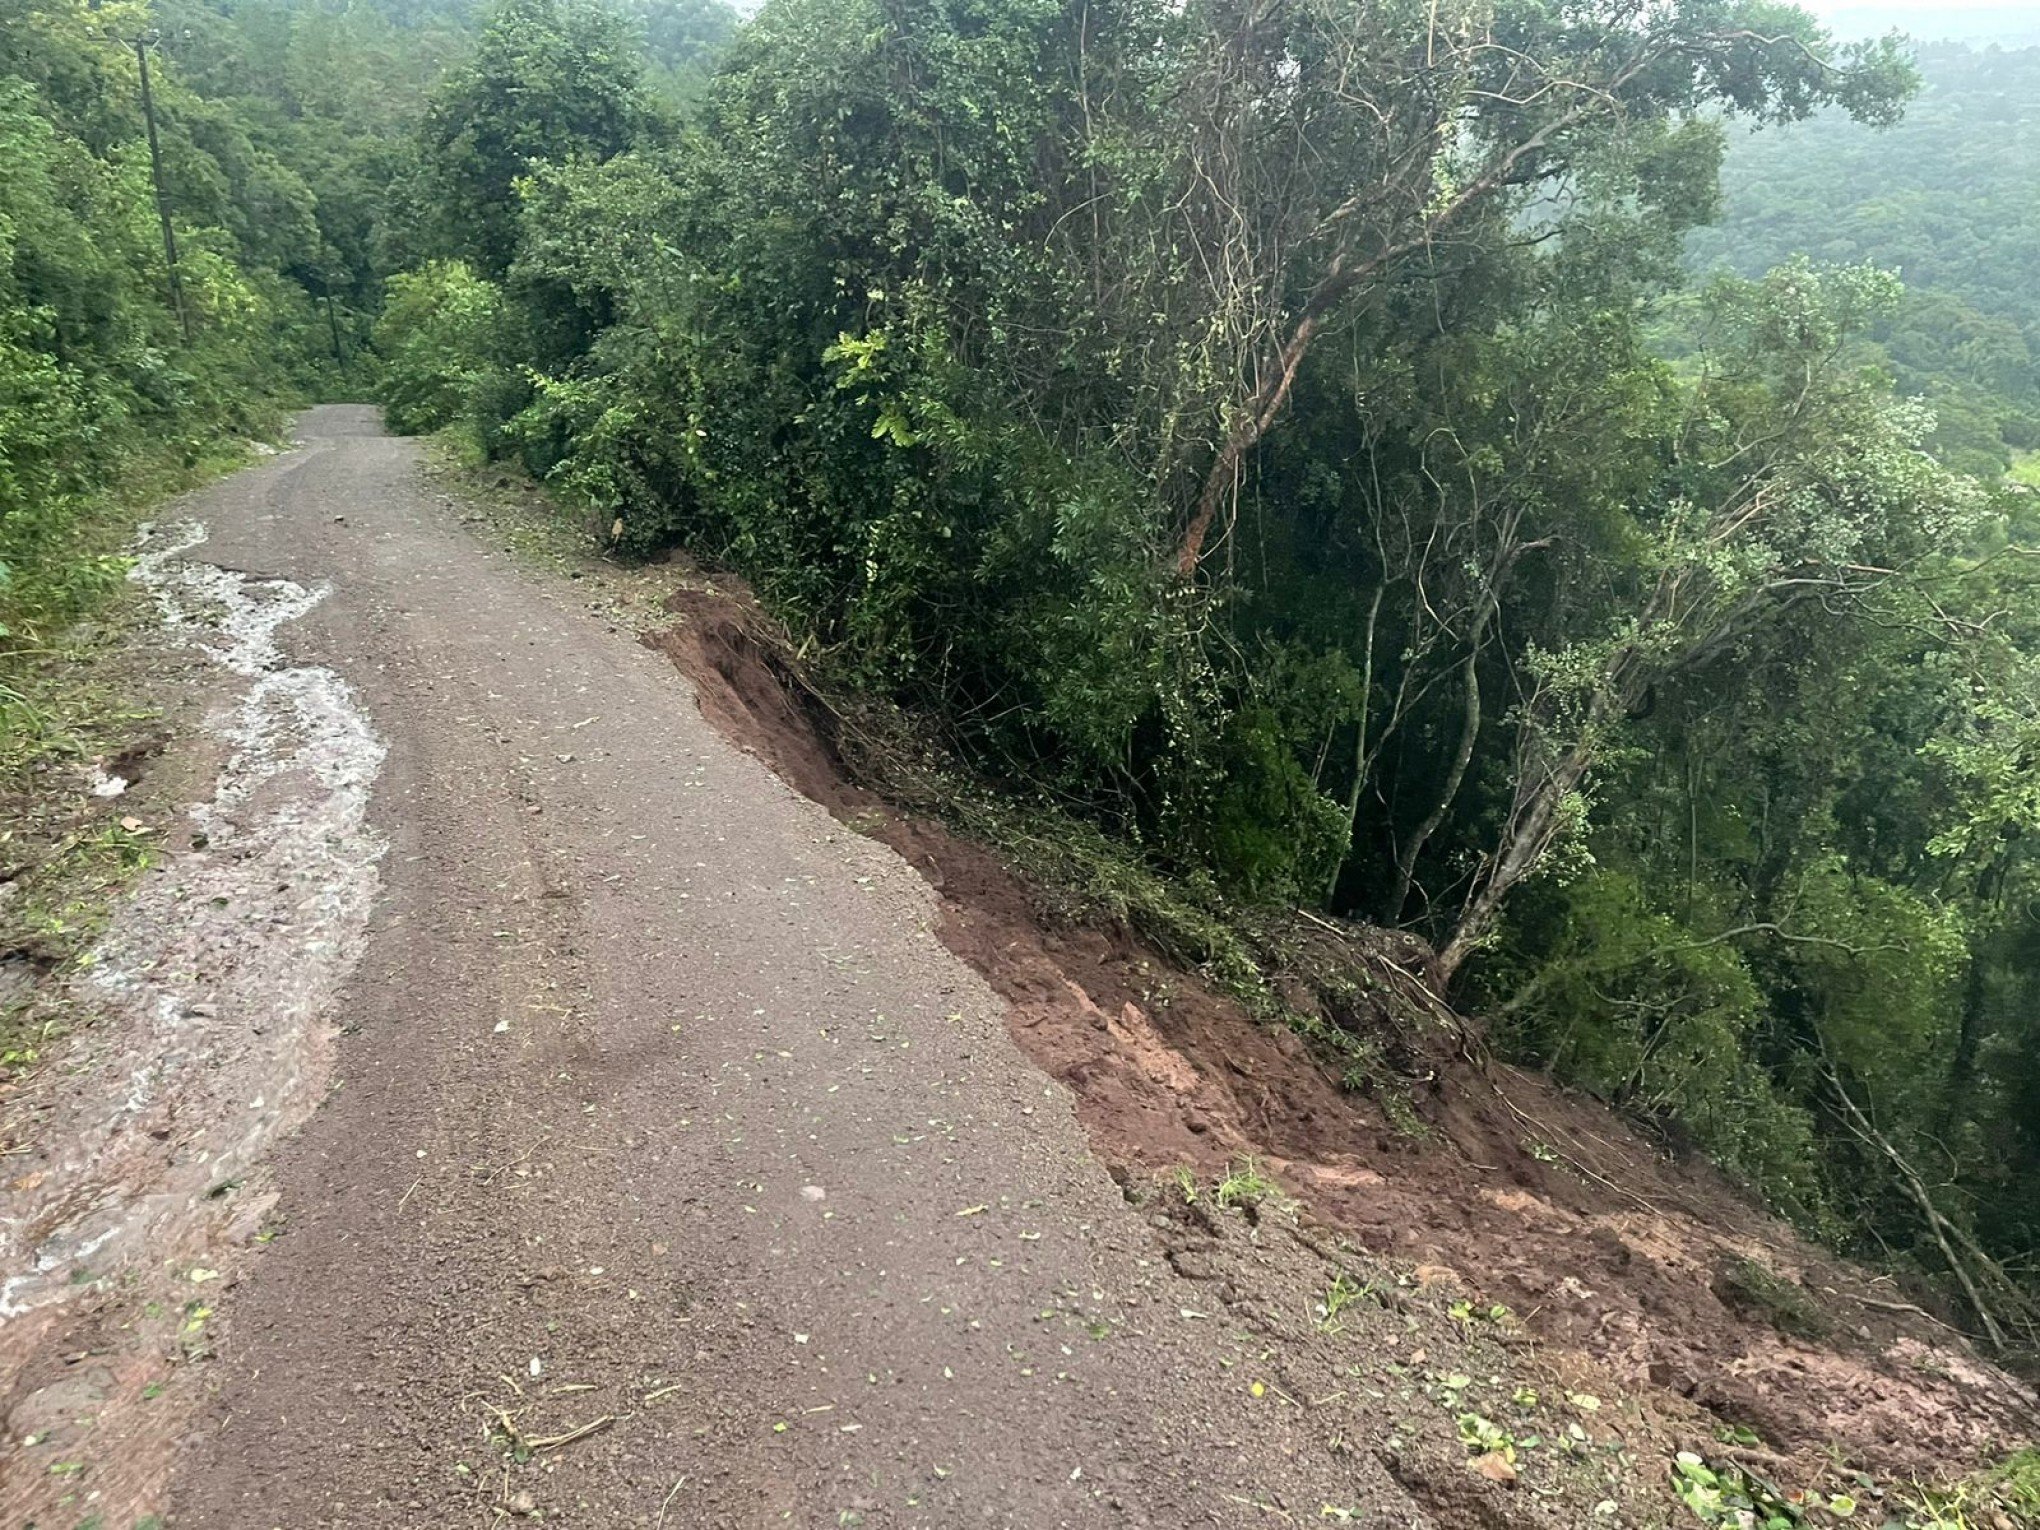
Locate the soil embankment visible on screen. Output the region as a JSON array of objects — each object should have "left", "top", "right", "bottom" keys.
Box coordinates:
[{"left": 648, "top": 564, "right": 2039, "bottom": 1491}]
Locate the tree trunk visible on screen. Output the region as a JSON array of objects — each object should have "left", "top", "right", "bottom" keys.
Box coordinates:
[
  {"left": 1432, "top": 662, "right": 1639, "bottom": 989},
  {"left": 1938, "top": 846, "right": 2009, "bottom": 1137},
  {"left": 1171, "top": 98, "right": 1593, "bottom": 577},
  {"left": 1827, "top": 1063, "right": 2014, "bottom": 1351},
  {"left": 1327, "top": 583, "right": 1385, "bottom": 903},
  {"left": 1432, "top": 731, "right": 1594, "bottom": 988},
  {"left": 1176, "top": 314, "right": 1320, "bottom": 574},
  {"left": 1389, "top": 644, "right": 1481, "bottom": 922}
]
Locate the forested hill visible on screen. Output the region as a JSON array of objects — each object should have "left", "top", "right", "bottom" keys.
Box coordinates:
[
  {"left": 7, "top": 0, "right": 2040, "bottom": 1391},
  {"left": 1689, "top": 42, "right": 2040, "bottom": 475}
]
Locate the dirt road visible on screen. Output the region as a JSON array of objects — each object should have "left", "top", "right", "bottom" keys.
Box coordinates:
[
  {"left": 25, "top": 407, "right": 1422, "bottom": 1527},
  {"left": 9, "top": 410, "right": 2035, "bottom": 1529}
]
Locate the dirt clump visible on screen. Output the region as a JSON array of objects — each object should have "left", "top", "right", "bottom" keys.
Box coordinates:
[{"left": 645, "top": 564, "right": 2039, "bottom": 1493}]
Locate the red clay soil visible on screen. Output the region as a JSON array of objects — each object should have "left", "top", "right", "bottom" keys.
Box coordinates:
[{"left": 645, "top": 576, "right": 2038, "bottom": 1488}]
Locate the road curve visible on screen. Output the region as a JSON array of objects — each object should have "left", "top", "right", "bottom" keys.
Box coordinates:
[{"left": 160, "top": 408, "right": 1423, "bottom": 1527}]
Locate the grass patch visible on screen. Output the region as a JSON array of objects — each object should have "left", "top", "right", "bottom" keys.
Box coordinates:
[
  {"left": 1671, "top": 1446, "right": 2040, "bottom": 1530},
  {"left": 1213, "top": 1156, "right": 1277, "bottom": 1210},
  {"left": 1901, "top": 1450, "right": 2040, "bottom": 1530},
  {"left": 1314, "top": 1271, "right": 1373, "bottom": 1331},
  {"left": 0, "top": 630, "right": 166, "bottom": 1068},
  {"left": 3, "top": 817, "right": 157, "bottom": 938}
]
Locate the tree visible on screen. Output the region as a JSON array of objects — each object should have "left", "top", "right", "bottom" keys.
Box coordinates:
[
  {"left": 1162, "top": 0, "right": 1914, "bottom": 577},
  {"left": 412, "top": 0, "right": 649, "bottom": 278},
  {"left": 1436, "top": 263, "right": 1985, "bottom": 981}
]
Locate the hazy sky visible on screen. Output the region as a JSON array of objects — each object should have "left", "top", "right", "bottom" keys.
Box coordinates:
[
  {"left": 1806, "top": 0, "right": 2040, "bottom": 10},
  {"left": 1798, "top": 0, "right": 2040, "bottom": 41}
]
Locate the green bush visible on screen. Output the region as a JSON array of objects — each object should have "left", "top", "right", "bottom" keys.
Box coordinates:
[
  {"left": 1484, "top": 869, "right": 1840, "bottom": 1233},
  {"left": 372, "top": 260, "right": 508, "bottom": 439}
]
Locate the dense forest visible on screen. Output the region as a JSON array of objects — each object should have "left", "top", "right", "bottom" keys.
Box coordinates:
[
  {"left": 1691, "top": 41, "right": 2040, "bottom": 477},
  {"left": 1, "top": 0, "right": 346, "bottom": 664},
  {"left": 6, "top": 0, "right": 2038, "bottom": 1355}
]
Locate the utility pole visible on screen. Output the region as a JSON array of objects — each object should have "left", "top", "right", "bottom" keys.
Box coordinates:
[{"left": 133, "top": 31, "right": 192, "bottom": 346}]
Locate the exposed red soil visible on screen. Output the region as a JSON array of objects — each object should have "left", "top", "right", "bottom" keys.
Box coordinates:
[{"left": 645, "top": 572, "right": 2038, "bottom": 1488}]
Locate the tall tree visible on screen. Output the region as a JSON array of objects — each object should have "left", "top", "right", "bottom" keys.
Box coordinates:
[{"left": 412, "top": 0, "right": 648, "bottom": 278}]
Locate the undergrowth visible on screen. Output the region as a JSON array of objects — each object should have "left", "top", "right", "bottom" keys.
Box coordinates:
[
  {"left": 0, "top": 823, "right": 158, "bottom": 1067},
  {"left": 1672, "top": 1447, "right": 2040, "bottom": 1530},
  {"left": 0, "top": 433, "right": 256, "bottom": 740},
  {"left": 1709, "top": 1257, "right": 1836, "bottom": 1343}
]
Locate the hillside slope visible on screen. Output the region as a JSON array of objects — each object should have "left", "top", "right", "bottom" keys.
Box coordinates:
[{"left": 550, "top": 473, "right": 2040, "bottom": 1521}]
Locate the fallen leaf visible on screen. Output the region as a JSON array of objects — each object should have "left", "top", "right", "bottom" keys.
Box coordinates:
[{"left": 1470, "top": 1451, "right": 1518, "bottom": 1485}]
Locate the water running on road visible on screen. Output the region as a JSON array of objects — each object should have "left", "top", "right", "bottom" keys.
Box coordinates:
[{"left": 0, "top": 510, "right": 384, "bottom": 1419}]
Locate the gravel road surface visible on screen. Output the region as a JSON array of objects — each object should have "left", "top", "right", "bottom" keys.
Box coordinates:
[{"left": 160, "top": 408, "right": 1424, "bottom": 1527}]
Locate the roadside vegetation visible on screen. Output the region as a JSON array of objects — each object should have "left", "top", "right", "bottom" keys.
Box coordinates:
[
  {"left": 366, "top": 0, "right": 2040, "bottom": 1362},
  {"left": 7, "top": 0, "right": 2040, "bottom": 1421},
  {"left": 2, "top": 0, "right": 354, "bottom": 1063}
]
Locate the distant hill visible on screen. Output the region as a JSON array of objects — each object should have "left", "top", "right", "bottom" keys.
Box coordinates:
[{"left": 1688, "top": 41, "right": 2040, "bottom": 473}]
